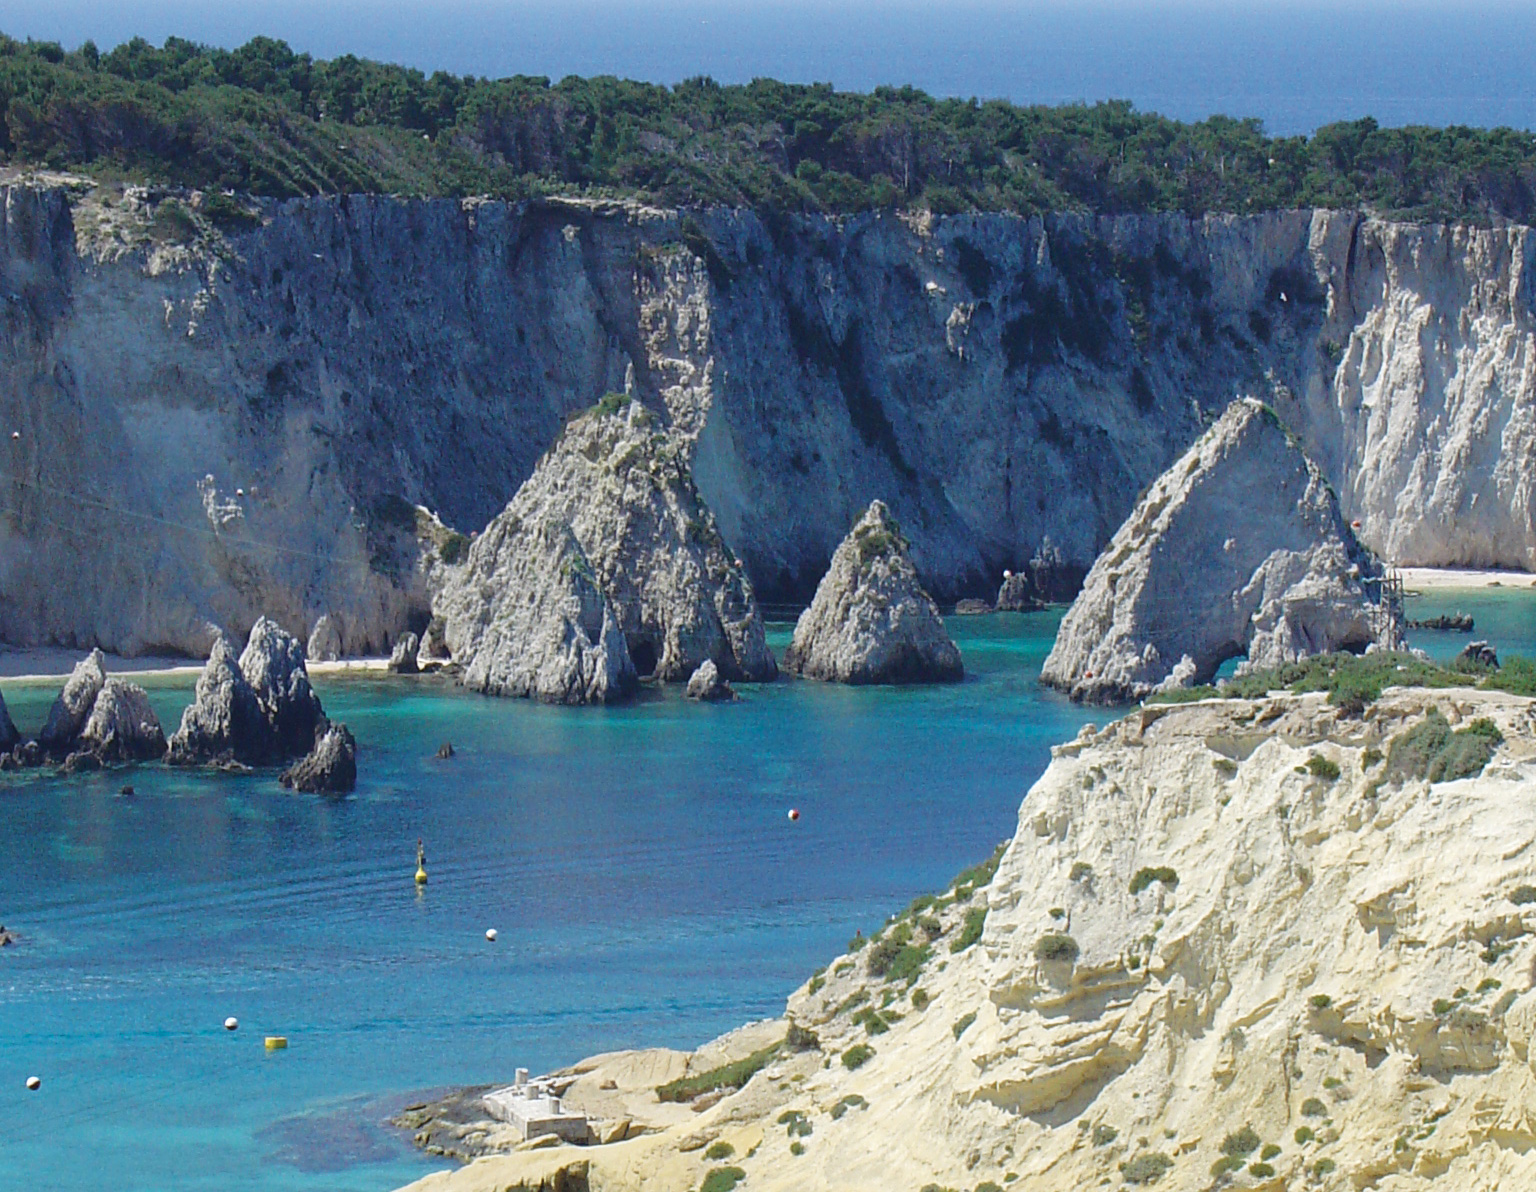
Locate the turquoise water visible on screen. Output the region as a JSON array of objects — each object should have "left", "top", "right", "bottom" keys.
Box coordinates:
[{"left": 0, "top": 613, "right": 1093, "bottom": 1192}]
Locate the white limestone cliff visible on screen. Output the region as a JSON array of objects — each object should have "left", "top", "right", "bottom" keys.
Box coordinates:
[{"left": 394, "top": 686, "right": 1536, "bottom": 1192}]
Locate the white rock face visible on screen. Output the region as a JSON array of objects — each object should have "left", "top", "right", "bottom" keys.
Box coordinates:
[
  {"left": 76, "top": 679, "right": 167, "bottom": 762},
  {"left": 435, "top": 397, "right": 776, "bottom": 692},
  {"left": 685, "top": 658, "right": 735, "bottom": 701},
  {"left": 1043, "top": 399, "right": 1390, "bottom": 702},
  {"left": 397, "top": 688, "right": 1536, "bottom": 1192},
  {"left": 438, "top": 519, "right": 637, "bottom": 705},
  {"left": 37, "top": 648, "right": 107, "bottom": 753},
  {"left": 307, "top": 615, "right": 342, "bottom": 662},
  {"left": 785, "top": 500, "right": 963, "bottom": 685}
]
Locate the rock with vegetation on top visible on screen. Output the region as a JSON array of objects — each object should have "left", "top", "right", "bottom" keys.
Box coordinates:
[
  {"left": 685, "top": 659, "right": 736, "bottom": 702},
  {"left": 307, "top": 614, "right": 342, "bottom": 662},
  {"left": 784, "top": 500, "right": 963, "bottom": 684},
  {"left": 1043, "top": 399, "right": 1393, "bottom": 703},
  {"left": 280, "top": 722, "right": 357, "bottom": 793},
  {"left": 437, "top": 518, "right": 638, "bottom": 704},
  {"left": 435, "top": 395, "right": 775, "bottom": 698},
  {"left": 388, "top": 633, "right": 420, "bottom": 674},
  {"left": 167, "top": 618, "right": 328, "bottom": 766}
]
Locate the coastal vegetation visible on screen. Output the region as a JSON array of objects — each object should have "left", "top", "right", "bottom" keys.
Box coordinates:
[{"left": 6, "top": 33, "right": 1536, "bottom": 220}]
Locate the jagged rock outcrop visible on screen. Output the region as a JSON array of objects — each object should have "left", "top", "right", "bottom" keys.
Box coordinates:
[
  {"left": 1462, "top": 640, "right": 1500, "bottom": 669},
  {"left": 435, "top": 397, "right": 776, "bottom": 695},
  {"left": 307, "top": 615, "right": 342, "bottom": 662},
  {"left": 438, "top": 518, "right": 637, "bottom": 704},
  {"left": 416, "top": 616, "right": 450, "bottom": 669},
  {"left": 398, "top": 687, "right": 1536, "bottom": 1192},
  {"left": 388, "top": 633, "right": 419, "bottom": 674},
  {"left": 166, "top": 618, "right": 327, "bottom": 765},
  {"left": 685, "top": 659, "right": 735, "bottom": 702},
  {"left": 279, "top": 722, "right": 357, "bottom": 793},
  {"left": 76, "top": 680, "right": 167, "bottom": 762},
  {"left": 1043, "top": 399, "right": 1391, "bottom": 702},
  {"left": 994, "top": 574, "right": 1044, "bottom": 612},
  {"left": 784, "top": 501, "right": 963, "bottom": 685},
  {"left": 31, "top": 650, "right": 166, "bottom": 762}
]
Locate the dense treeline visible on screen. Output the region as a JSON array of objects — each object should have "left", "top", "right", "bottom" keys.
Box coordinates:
[{"left": 4, "top": 32, "right": 1536, "bottom": 221}]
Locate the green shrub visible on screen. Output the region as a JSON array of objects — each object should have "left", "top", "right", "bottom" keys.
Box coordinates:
[
  {"left": 1035, "top": 933, "right": 1080, "bottom": 963},
  {"left": 1295, "top": 1127, "right": 1314, "bottom": 1144},
  {"left": 1483, "top": 655, "right": 1536, "bottom": 696},
  {"left": 1510, "top": 885, "right": 1536, "bottom": 905},
  {"left": 785, "top": 1021, "right": 819, "bottom": 1051},
  {"left": 656, "top": 1042, "right": 778, "bottom": 1102},
  {"left": 1314, "top": 1158, "right": 1337, "bottom": 1177},
  {"left": 829, "top": 1093, "right": 866, "bottom": 1120},
  {"left": 1385, "top": 709, "right": 1502, "bottom": 784},
  {"left": 806, "top": 973, "right": 824, "bottom": 995},
  {"left": 439, "top": 531, "right": 469, "bottom": 564},
  {"left": 952, "top": 1011, "right": 978, "bottom": 1039},
  {"left": 1209, "top": 1155, "right": 1244, "bottom": 1177},
  {"left": 835, "top": 990, "right": 869, "bottom": 1016},
  {"left": 1129, "top": 867, "right": 1179, "bottom": 895},
  {"left": 911, "top": 988, "right": 930, "bottom": 1011},
  {"left": 1361, "top": 746, "right": 1384, "bottom": 769},
  {"left": 1300, "top": 1098, "right": 1327, "bottom": 1117},
  {"left": 700, "top": 1167, "right": 746, "bottom": 1192},
  {"left": 951, "top": 906, "right": 987, "bottom": 953},
  {"left": 1247, "top": 1162, "right": 1275, "bottom": 1178},
  {"left": 1305, "top": 754, "right": 1341, "bottom": 780},
  {"left": 1478, "top": 978, "right": 1503, "bottom": 993},
  {"left": 1093, "top": 1123, "right": 1119, "bottom": 1146},
  {"left": 975, "top": 1183, "right": 1004, "bottom": 1192},
  {"left": 1048, "top": 906, "right": 1065, "bottom": 920},
  {"left": 789, "top": 1140, "right": 804, "bottom": 1155},
  {"left": 1433, "top": 997, "right": 1455, "bottom": 1016},
  {"left": 200, "top": 191, "right": 262, "bottom": 230},
  {"left": 848, "top": 933, "right": 867, "bottom": 952},
  {"left": 950, "top": 842, "right": 1008, "bottom": 901},
  {"left": 1322, "top": 1077, "right": 1342, "bottom": 1090},
  {"left": 1119, "top": 1153, "right": 1173, "bottom": 1185},
  {"left": 1220, "top": 1127, "right": 1260, "bottom": 1156},
  {"left": 1309, "top": 994, "right": 1333, "bottom": 1010},
  {"left": 592, "top": 391, "right": 633, "bottom": 418},
  {"left": 852, "top": 1007, "right": 889, "bottom": 1036},
  {"left": 1070, "top": 861, "right": 1094, "bottom": 882},
  {"left": 842, "top": 1043, "right": 874, "bottom": 1070},
  {"left": 1260, "top": 1143, "right": 1280, "bottom": 1160},
  {"left": 884, "top": 942, "right": 932, "bottom": 985},
  {"left": 704, "top": 1141, "right": 735, "bottom": 1160}
]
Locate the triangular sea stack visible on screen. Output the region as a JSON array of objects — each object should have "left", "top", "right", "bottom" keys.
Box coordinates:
[
  {"left": 1042, "top": 398, "right": 1395, "bottom": 702},
  {"left": 784, "top": 499, "right": 963, "bottom": 684}
]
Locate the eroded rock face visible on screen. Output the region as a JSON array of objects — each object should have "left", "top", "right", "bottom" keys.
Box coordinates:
[
  {"left": 307, "top": 615, "right": 342, "bottom": 662},
  {"left": 280, "top": 722, "right": 357, "bottom": 793},
  {"left": 167, "top": 618, "right": 327, "bottom": 765},
  {"left": 784, "top": 500, "right": 963, "bottom": 685},
  {"left": 685, "top": 659, "right": 735, "bottom": 702},
  {"left": 438, "top": 519, "right": 637, "bottom": 705},
  {"left": 1042, "top": 399, "right": 1392, "bottom": 702},
  {"left": 435, "top": 399, "right": 775, "bottom": 699},
  {"left": 77, "top": 679, "right": 167, "bottom": 762},
  {"left": 38, "top": 649, "right": 107, "bottom": 754},
  {"left": 388, "top": 633, "right": 420, "bottom": 674}
]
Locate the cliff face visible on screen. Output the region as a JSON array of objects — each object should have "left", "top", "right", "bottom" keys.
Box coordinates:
[
  {"left": 1, "top": 183, "right": 1533, "bottom": 653},
  {"left": 397, "top": 688, "right": 1536, "bottom": 1192}
]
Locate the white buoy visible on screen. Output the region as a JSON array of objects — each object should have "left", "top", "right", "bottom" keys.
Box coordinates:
[
  {"left": 25, "top": 1076, "right": 39, "bottom": 1091},
  {"left": 485, "top": 928, "right": 498, "bottom": 942},
  {"left": 224, "top": 1017, "right": 239, "bottom": 1032},
  {"left": 9, "top": 431, "right": 18, "bottom": 441}
]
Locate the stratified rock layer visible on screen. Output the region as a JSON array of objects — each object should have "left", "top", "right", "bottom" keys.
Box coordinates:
[
  {"left": 280, "top": 722, "right": 357, "bottom": 793},
  {"left": 1043, "top": 399, "right": 1389, "bottom": 702},
  {"left": 396, "top": 688, "right": 1536, "bottom": 1192},
  {"left": 167, "top": 618, "right": 327, "bottom": 765},
  {"left": 785, "top": 500, "right": 962, "bottom": 685},
  {"left": 438, "top": 520, "right": 637, "bottom": 704},
  {"left": 435, "top": 398, "right": 775, "bottom": 699}
]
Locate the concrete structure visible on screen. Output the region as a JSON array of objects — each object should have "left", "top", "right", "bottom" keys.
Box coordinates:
[{"left": 482, "top": 1072, "right": 591, "bottom": 1143}]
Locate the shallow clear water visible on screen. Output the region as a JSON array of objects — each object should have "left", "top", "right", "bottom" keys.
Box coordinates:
[{"left": 0, "top": 612, "right": 1093, "bottom": 1192}]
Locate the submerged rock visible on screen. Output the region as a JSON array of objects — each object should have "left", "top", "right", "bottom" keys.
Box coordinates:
[
  {"left": 685, "top": 659, "right": 736, "bottom": 702},
  {"left": 388, "top": 633, "right": 420, "bottom": 675},
  {"left": 279, "top": 722, "right": 357, "bottom": 794},
  {"left": 434, "top": 397, "right": 775, "bottom": 700},
  {"left": 784, "top": 500, "right": 964, "bottom": 685},
  {"left": 167, "top": 618, "right": 328, "bottom": 766},
  {"left": 307, "top": 614, "right": 342, "bottom": 662},
  {"left": 1043, "top": 399, "right": 1395, "bottom": 703},
  {"left": 438, "top": 519, "right": 637, "bottom": 704}
]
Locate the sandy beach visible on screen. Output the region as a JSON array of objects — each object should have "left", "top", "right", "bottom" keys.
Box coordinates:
[
  {"left": 0, "top": 647, "right": 391, "bottom": 684},
  {"left": 1398, "top": 566, "right": 1536, "bottom": 593}
]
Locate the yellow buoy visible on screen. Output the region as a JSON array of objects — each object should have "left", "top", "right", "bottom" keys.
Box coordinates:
[
  {"left": 415, "top": 839, "right": 428, "bottom": 886},
  {"left": 264, "top": 1036, "right": 287, "bottom": 1051}
]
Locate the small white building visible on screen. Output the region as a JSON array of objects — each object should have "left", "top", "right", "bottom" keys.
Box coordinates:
[{"left": 482, "top": 1069, "right": 590, "bottom": 1143}]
